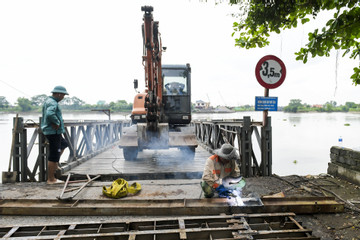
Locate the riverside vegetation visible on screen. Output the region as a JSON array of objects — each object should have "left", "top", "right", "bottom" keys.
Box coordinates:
[
  {"left": 0, "top": 95, "right": 359, "bottom": 113},
  {"left": 0, "top": 95, "right": 132, "bottom": 113}
]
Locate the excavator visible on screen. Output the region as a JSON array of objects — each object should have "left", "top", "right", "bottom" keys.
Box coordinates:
[{"left": 118, "top": 6, "right": 197, "bottom": 160}]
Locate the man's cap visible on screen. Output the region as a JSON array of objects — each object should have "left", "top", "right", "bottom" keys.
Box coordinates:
[
  {"left": 51, "top": 86, "right": 69, "bottom": 95},
  {"left": 215, "top": 143, "right": 239, "bottom": 160}
]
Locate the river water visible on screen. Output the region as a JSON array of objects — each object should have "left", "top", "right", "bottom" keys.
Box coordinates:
[{"left": 1, "top": 111, "right": 359, "bottom": 180}]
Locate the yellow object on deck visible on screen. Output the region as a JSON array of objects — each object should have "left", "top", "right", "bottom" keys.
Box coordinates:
[{"left": 102, "top": 178, "right": 141, "bottom": 198}]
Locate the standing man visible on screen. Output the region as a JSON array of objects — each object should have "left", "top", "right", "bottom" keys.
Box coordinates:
[
  {"left": 41, "top": 86, "right": 69, "bottom": 184},
  {"left": 201, "top": 143, "right": 240, "bottom": 198}
]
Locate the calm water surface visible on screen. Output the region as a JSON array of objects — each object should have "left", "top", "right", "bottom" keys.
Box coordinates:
[{"left": 1, "top": 111, "right": 359, "bottom": 180}]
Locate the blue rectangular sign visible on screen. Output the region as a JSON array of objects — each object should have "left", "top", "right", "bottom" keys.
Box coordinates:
[{"left": 255, "top": 96, "right": 278, "bottom": 111}]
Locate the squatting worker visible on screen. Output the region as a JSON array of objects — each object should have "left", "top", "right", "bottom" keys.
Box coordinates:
[
  {"left": 41, "top": 86, "right": 69, "bottom": 184},
  {"left": 201, "top": 143, "right": 240, "bottom": 198}
]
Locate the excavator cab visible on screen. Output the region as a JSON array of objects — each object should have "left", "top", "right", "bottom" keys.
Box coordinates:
[
  {"left": 131, "top": 64, "right": 192, "bottom": 126},
  {"left": 162, "top": 64, "right": 192, "bottom": 126}
]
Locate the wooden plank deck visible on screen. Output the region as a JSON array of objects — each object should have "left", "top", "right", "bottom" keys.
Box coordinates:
[{"left": 63, "top": 146, "right": 212, "bottom": 179}]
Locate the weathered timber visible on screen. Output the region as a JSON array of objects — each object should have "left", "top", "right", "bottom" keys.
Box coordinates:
[
  {"left": 0, "top": 213, "right": 320, "bottom": 240},
  {"left": 0, "top": 197, "right": 343, "bottom": 216}
]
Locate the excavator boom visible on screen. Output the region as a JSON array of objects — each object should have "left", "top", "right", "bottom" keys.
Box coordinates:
[
  {"left": 118, "top": 6, "right": 197, "bottom": 161},
  {"left": 142, "top": 6, "right": 163, "bottom": 131}
]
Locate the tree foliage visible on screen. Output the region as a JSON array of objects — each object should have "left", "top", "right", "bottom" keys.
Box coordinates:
[
  {"left": 31, "top": 94, "right": 47, "bottom": 106},
  {"left": 0, "top": 94, "right": 134, "bottom": 112},
  {"left": 231, "top": 0, "right": 360, "bottom": 85},
  {"left": 345, "top": 101, "right": 357, "bottom": 108},
  {"left": 60, "top": 96, "right": 86, "bottom": 110},
  {"left": 0, "top": 96, "right": 9, "bottom": 109},
  {"left": 283, "top": 98, "right": 360, "bottom": 112},
  {"left": 283, "top": 99, "right": 303, "bottom": 112},
  {"left": 108, "top": 100, "right": 132, "bottom": 111},
  {"left": 17, "top": 97, "right": 33, "bottom": 112}
]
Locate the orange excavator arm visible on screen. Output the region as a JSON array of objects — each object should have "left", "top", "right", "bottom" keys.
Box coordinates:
[{"left": 141, "top": 6, "right": 164, "bottom": 131}]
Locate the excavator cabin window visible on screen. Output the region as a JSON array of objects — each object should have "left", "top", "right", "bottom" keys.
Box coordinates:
[{"left": 163, "top": 69, "right": 188, "bottom": 96}]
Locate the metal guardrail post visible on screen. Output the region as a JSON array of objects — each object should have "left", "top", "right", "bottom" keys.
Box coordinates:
[
  {"left": 261, "top": 116, "right": 272, "bottom": 176},
  {"left": 13, "top": 117, "right": 21, "bottom": 182},
  {"left": 20, "top": 122, "right": 28, "bottom": 182},
  {"left": 11, "top": 117, "right": 28, "bottom": 182},
  {"left": 64, "top": 126, "right": 76, "bottom": 162},
  {"left": 240, "top": 116, "right": 252, "bottom": 177},
  {"left": 38, "top": 117, "right": 47, "bottom": 182}
]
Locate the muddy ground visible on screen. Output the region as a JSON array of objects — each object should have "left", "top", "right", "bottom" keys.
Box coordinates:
[{"left": 242, "top": 175, "right": 360, "bottom": 240}]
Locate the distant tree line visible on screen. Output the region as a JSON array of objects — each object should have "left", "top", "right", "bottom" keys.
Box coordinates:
[
  {"left": 0, "top": 95, "right": 133, "bottom": 112},
  {"left": 284, "top": 99, "right": 360, "bottom": 113},
  {"left": 232, "top": 105, "right": 254, "bottom": 111},
  {"left": 2, "top": 95, "right": 360, "bottom": 113}
]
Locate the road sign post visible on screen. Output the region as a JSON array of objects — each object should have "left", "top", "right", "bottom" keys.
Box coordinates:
[{"left": 255, "top": 55, "right": 286, "bottom": 126}]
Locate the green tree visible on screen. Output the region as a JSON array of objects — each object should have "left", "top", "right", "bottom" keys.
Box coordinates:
[
  {"left": 17, "top": 97, "right": 33, "bottom": 112},
  {"left": 324, "top": 102, "right": 334, "bottom": 112},
  {"left": 283, "top": 99, "right": 303, "bottom": 112},
  {"left": 0, "top": 96, "right": 9, "bottom": 109},
  {"left": 325, "top": 101, "right": 337, "bottom": 107},
  {"left": 60, "top": 96, "right": 86, "bottom": 110},
  {"left": 340, "top": 105, "right": 349, "bottom": 112},
  {"left": 97, "top": 100, "right": 106, "bottom": 106},
  {"left": 109, "top": 100, "right": 132, "bottom": 111},
  {"left": 345, "top": 101, "right": 357, "bottom": 108},
  {"left": 31, "top": 94, "right": 47, "bottom": 106},
  {"left": 231, "top": 0, "right": 360, "bottom": 85}
]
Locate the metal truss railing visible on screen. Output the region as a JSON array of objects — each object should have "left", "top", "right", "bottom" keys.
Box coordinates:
[
  {"left": 193, "top": 116, "right": 272, "bottom": 177},
  {"left": 10, "top": 117, "right": 130, "bottom": 182}
]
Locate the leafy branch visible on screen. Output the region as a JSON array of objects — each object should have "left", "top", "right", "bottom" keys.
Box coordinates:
[{"left": 231, "top": 0, "right": 360, "bottom": 85}]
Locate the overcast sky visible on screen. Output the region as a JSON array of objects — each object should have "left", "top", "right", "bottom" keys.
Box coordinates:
[{"left": 1, "top": 0, "right": 359, "bottom": 107}]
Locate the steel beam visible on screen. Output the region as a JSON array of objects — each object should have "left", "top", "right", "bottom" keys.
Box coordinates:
[
  {"left": 0, "top": 197, "right": 343, "bottom": 216},
  {"left": 0, "top": 213, "right": 320, "bottom": 240}
]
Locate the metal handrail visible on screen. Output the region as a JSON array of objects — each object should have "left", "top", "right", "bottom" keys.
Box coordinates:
[
  {"left": 11, "top": 117, "right": 131, "bottom": 182},
  {"left": 10, "top": 116, "right": 271, "bottom": 182},
  {"left": 193, "top": 116, "right": 272, "bottom": 177}
]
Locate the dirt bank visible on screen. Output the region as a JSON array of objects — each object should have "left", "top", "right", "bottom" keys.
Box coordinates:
[{"left": 242, "top": 175, "right": 360, "bottom": 240}]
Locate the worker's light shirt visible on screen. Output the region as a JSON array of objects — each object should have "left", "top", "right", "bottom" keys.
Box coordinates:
[{"left": 201, "top": 154, "right": 240, "bottom": 189}]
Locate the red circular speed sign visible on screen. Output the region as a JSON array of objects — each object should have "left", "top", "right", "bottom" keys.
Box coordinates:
[{"left": 255, "top": 55, "right": 286, "bottom": 89}]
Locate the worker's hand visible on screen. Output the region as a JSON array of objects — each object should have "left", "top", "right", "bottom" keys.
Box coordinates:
[
  {"left": 51, "top": 124, "right": 60, "bottom": 130},
  {"left": 215, "top": 185, "right": 233, "bottom": 198},
  {"left": 215, "top": 185, "right": 226, "bottom": 193}
]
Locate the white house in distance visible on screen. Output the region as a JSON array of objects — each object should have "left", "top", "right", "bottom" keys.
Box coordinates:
[{"left": 195, "top": 100, "right": 210, "bottom": 109}]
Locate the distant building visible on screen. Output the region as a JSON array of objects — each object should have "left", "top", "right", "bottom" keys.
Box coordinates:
[
  {"left": 312, "top": 104, "right": 323, "bottom": 108},
  {"left": 195, "top": 100, "right": 210, "bottom": 109}
]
